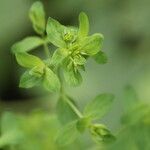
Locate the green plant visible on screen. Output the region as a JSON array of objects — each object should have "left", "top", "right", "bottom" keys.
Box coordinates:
[{"left": 11, "top": 1, "right": 114, "bottom": 147}]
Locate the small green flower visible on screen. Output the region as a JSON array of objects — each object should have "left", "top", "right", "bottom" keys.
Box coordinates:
[{"left": 46, "top": 12, "right": 104, "bottom": 86}]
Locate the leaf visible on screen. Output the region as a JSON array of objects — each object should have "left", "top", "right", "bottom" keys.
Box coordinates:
[
  {"left": 56, "top": 95, "right": 78, "bottom": 124},
  {"left": 63, "top": 68, "right": 82, "bottom": 86},
  {"left": 11, "top": 36, "right": 44, "bottom": 53},
  {"left": 81, "top": 33, "right": 104, "bottom": 56},
  {"left": 78, "top": 12, "right": 89, "bottom": 38},
  {"left": 19, "top": 70, "right": 42, "bottom": 88},
  {"left": 29, "top": 66, "right": 44, "bottom": 77},
  {"left": 93, "top": 51, "right": 107, "bottom": 64},
  {"left": 84, "top": 93, "right": 114, "bottom": 120},
  {"left": 42, "top": 67, "right": 60, "bottom": 92},
  {"left": 123, "top": 85, "right": 139, "bottom": 111},
  {"left": 50, "top": 48, "right": 68, "bottom": 68},
  {"left": 55, "top": 121, "right": 79, "bottom": 146},
  {"left": 29, "top": 1, "right": 46, "bottom": 35},
  {"left": 15, "top": 52, "right": 45, "bottom": 69},
  {"left": 46, "top": 17, "right": 66, "bottom": 48}
]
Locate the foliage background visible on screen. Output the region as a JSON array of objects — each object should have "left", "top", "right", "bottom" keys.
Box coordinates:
[{"left": 0, "top": 0, "right": 150, "bottom": 149}]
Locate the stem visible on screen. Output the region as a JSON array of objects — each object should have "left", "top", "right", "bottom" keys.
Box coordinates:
[
  {"left": 57, "top": 67, "right": 64, "bottom": 96},
  {"left": 57, "top": 67, "right": 83, "bottom": 118},
  {"left": 65, "top": 98, "right": 83, "bottom": 118},
  {"left": 43, "top": 43, "right": 51, "bottom": 58}
]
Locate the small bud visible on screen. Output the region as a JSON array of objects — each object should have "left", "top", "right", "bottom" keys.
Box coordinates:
[{"left": 90, "top": 124, "right": 115, "bottom": 143}]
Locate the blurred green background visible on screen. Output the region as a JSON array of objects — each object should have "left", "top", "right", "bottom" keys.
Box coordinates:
[{"left": 0, "top": 0, "right": 150, "bottom": 149}]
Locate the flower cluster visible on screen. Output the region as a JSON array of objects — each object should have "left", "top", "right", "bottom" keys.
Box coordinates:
[{"left": 12, "top": 1, "right": 106, "bottom": 91}]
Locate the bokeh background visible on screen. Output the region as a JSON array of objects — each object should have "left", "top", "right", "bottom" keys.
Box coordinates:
[{"left": 0, "top": 0, "right": 150, "bottom": 149}]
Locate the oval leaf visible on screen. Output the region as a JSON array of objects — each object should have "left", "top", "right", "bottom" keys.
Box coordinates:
[
  {"left": 19, "top": 70, "right": 42, "bottom": 88},
  {"left": 11, "top": 36, "right": 44, "bottom": 53},
  {"left": 42, "top": 67, "right": 60, "bottom": 92},
  {"left": 29, "top": 1, "right": 46, "bottom": 35},
  {"left": 46, "top": 17, "right": 66, "bottom": 48},
  {"left": 78, "top": 12, "right": 89, "bottom": 38},
  {"left": 93, "top": 51, "right": 108, "bottom": 64},
  {"left": 81, "top": 33, "right": 104, "bottom": 56},
  {"left": 15, "top": 52, "right": 45, "bottom": 69},
  {"left": 63, "top": 68, "right": 82, "bottom": 86},
  {"left": 84, "top": 93, "right": 114, "bottom": 120}
]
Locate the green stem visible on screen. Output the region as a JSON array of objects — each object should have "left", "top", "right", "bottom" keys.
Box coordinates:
[
  {"left": 57, "top": 67, "right": 83, "bottom": 118},
  {"left": 65, "top": 98, "right": 83, "bottom": 118},
  {"left": 43, "top": 43, "right": 50, "bottom": 58}
]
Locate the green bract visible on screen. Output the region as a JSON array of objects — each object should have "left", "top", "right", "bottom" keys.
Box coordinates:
[
  {"left": 78, "top": 12, "right": 89, "bottom": 38},
  {"left": 42, "top": 67, "right": 60, "bottom": 92},
  {"left": 11, "top": 36, "right": 45, "bottom": 53},
  {"left": 19, "top": 70, "right": 42, "bottom": 88},
  {"left": 29, "top": 1, "right": 46, "bottom": 35},
  {"left": 15, "top": 52, "right": 45, "bottom": 69}
]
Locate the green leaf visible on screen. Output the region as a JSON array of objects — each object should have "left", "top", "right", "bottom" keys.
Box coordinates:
[
  {"left": 46, "top": 17, "right": 66, "bottom": 48},
  {"left": 29, "top": 1, "right": 46, "bottom": 35},
  {"left": 123, "top": 85, "right": 139, "bottom": 111},
  {"left": 15, "top": 52, "right": 45, "bottom": 69},
  {"left": 78, "top": 12, "right": 89, "bottom": 38},
  {"left": 19, "top": 70, "right": 42, "bottom": 88},
  {"left": 42, "top": 67, "right": 60, "bottom": 92},
  {"left": 56, "top": 95, "right": 78, "bottom": 124},
  {"left": 84, "top": 93, "right": 114, "bottom": 120},
  {"left": 29, "top": 66, "right": 44, "bottom": 77},
  {"left": 81, "top": 33, "right": 104, "bottom": 56},
  {"left": 11, "top": 36, "right": 44, "bottom": 53},
  {"left": 93, "top": 51, "right": 107, "bottom": 64},
  {"left": 63, "top": 68, "right": 82, "bottom": 86},
  {"left": 56, "top": 121, "right": 79, "bottom": 146},
  {"left": 50, "top": 48, "right": 68, "bottom": 67},
  {"left": 76, "top": 117, "right": 91, "bottom": 133}
]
